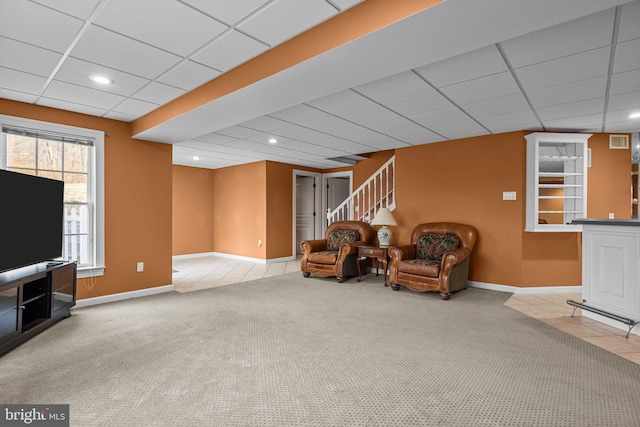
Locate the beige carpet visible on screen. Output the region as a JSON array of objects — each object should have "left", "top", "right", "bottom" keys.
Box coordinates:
[{"left": 1, "top": 273, "right": 640, "bottom": 426}]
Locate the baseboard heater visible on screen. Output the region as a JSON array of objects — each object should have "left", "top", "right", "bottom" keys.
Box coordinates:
[{"left": 566, "top": 299, "right": 639, "bottom": 339}]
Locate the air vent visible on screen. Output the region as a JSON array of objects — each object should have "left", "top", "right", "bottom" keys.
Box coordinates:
[{"left": 609, "top": 134, "right": 629, "bottom": 149}]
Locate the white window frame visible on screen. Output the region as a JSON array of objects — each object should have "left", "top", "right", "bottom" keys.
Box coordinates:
[{"left": 0, "top": 115, "right": 105, "bottom": 278}]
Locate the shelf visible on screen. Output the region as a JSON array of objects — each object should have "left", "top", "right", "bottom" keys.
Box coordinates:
[
  {"left": 539, "top": 196, "right": 582, "bottom": 199},
  {"left": 21, "top": 293, "right": 47, "bottom": 305},
  {"left": 539, "top": 184, "right": 581, "bottom": 188}
]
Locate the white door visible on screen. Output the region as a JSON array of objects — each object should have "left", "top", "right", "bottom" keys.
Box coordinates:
[{"left": 296, "top": 176, "right": 316, "bottom": 254}]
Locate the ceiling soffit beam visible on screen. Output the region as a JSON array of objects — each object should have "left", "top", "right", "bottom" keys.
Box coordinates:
[{"left": 131, "top": 0, "right": 445, "bottom": 138}]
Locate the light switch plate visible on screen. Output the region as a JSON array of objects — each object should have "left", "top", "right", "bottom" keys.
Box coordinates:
[{"left": 503, "top": 191, "right": 517, "bottom": 201}]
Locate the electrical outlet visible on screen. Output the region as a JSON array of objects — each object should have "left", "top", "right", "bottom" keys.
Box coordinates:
[
  {"left": 258, "top": 240, "right": 262, "bottom": 247},
  {"left": 137, "top": 262, "right": 144, "bottom": 272},
  {"left": 503, "top": 191, "right": 517, "bottom": 201},
  {"left": 609, "top": 213, "right": 615, "bottom": 219}
]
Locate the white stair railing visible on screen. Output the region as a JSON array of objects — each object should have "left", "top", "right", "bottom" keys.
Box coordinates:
[{"left": 327, "top": 156, "right": 395, "bottom": 225}]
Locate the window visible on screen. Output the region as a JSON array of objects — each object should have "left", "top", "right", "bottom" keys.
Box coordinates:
[
  {"left": 525, "top": 132, "right": 591, "bottom": 232},
  {"left": 1, "top": 115, "right": 104, "bottom": 277}
]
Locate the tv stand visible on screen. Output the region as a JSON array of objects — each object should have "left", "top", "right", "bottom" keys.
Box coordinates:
[{"left": 0, "top": 262, "right": 76, "bottom": 357}]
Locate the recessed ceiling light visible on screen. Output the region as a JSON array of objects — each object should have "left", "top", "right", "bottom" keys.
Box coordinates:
[
  {"left": 192, "top": 156, "right": 200, "bottom": 161},
  {"left": 268, "top": 138, "right": 278, "bottom": 144},
  {"left": 90, "top": 75, "right": 113, "bottom": 85},
  {"left": 629, "top": 112, "right": 640, "bottom": 119}
]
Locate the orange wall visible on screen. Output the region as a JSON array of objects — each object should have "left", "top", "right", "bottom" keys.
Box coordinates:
[
  {"left": 212, "top": 161, "right": 267, "bottom": 258},
  {"left": 393, "top": 132, "right": 525, "bottom": 286},
  {"left": 385, "top": 131, "right": 630, "bottom": 288},
  {"left": 0, "top": 99, "right": 173, "bottom": 299},
  {"left": 172, "top": 165, "right": 215, "bottom": 255}
]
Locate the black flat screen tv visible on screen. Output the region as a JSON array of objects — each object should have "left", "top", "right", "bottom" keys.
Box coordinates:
[{"left": 0, "top": 169, "right": 64, "bottom": 272}]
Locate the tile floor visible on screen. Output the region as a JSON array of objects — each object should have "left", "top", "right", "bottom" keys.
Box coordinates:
[{"left": 172, "top": 254, "right": 640, "bottom": 366}]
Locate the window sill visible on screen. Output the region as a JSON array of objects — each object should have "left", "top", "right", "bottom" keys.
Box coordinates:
[{"left": 78, "top": 266, "right": 105, "bottom": 278}]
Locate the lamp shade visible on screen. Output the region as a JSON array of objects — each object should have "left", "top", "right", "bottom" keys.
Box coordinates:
[{"left": 370, "top": 208, "right": 397, "bottom": 226}]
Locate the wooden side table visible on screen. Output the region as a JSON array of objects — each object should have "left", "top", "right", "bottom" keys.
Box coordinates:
[{"left": 356, "top": 245, "right": 389, "bottom": 286}]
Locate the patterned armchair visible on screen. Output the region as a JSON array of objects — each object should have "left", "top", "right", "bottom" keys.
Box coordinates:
[
  {"left": 301, "top": 221, "right": 375, "bottom": 283},
  {"left": 388, "top": 222, "right": 477, "bottom": 300}
]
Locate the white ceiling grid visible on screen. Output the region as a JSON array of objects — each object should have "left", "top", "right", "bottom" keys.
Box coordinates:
[{"left": 0, "top": 0, "right": 639, "bottom": 169}]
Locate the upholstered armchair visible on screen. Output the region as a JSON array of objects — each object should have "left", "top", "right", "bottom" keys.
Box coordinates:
[
  {"left": 301, "top": 221, "right": 375, "bottom": 283},
  {"left": 388, "top": 222, "right": 477, "bottom": 300}
]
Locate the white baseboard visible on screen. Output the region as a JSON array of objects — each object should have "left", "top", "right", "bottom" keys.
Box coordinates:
[
  {"left": 469, "top": 281, "right": 582, "bottom": 294},
  {"left": 172, "top": 252, "right": 296, "bottom": 264},
  {"left": 74, "top": 284, "right": 175, "bottom": 308}
]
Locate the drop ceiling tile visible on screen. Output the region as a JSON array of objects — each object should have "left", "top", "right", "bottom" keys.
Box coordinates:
[
  {"left": 31, "top": 0, "right": 101, "bottom": 20},
  {"left": 618, "top": 0, "right": 640, "bottom": 43},
  {"left": 240, "top": 116, "right": 290, "bottom": 132},
  {"left": 238, "top": 0, "right": 337, "bottom": 47},
  {"left": 270, "top": 104, "right": 328, "bottom": 123},
  {"left": 38, "top": 97, "right": 107, "bottom": 117},
  {"left": 515, "top": 47, "right": 610, "bottom": 92},
  {"left": 303, "top": 115, "right": 357, "bottom": 133},
  {"left": 192, "top": 133, "right": 236, "bottom": 145},
  {"left": 55, "top": 57, "right": 151, "bottom": 97},
  {"left": 607, "top": 90, "right": 640, "bottom": 111},
  {"left": 604, "top": 120, "right": 640, "bottom": 133},
  {"left": 192, "top": 30, "right": 268, "bottom": 72},
  {"left": 391, "top": 127, "right": 443, "bottom": 145},
  {"left": 112, "top": 98, "right": 159, "bottom": 116},
  {"left": 383, "top": 90, "right": 454, "bottom": 116},
  {"left": 338, "top": 104, "right": 401, "bottom": 125},
  {"left": 613, "top": 38, "right": 640, "bottom": 74},
  {"left": 216, "top": 125, "right": 262, "bottom": 139},
  {"left": 0, "top": 1, "right": 83, "bottom": 53},
  {"left": 487, "top": 121, "right": 542, "bottom": 134},
  {"left": 527, "top": 77, "right": 607, "bottom": 109},
  {"left": 462, "top": 94, "right": 531, "bottom": 118},
  {"left": 543, "top": 114, "right": 603, "bottom": 131},
  {"left": 478, "top": 110, "right": 540, "bottom": 133},
  {"left": 133, "top": 82, "right": 186, "bottom": 105},
  {"left": 307, "top": 90, "right": 373, "bottom": 114},
  {"left": 180, "top": 0, "right": 271, "bottom": 26},
  {"left": 410, "top": 108, "right": 471, "bottom": 128},
  {"left": 272, "top": 125, "right": 323, "bottom": 140},
  {"left": 605, "top": 108, "right": 640, "bottom": 124},
  {"left": 0, "top": 67, "right": 47, "bottom": 95},
  {"left": 333, "top": 0, "right": 364, "bottom": 10},
  {"left": 500, "top": 8, "right": 615, "bottom": 68},
  {"left": 103, "top": 111, "right": 137, "bottom": 122},
  {"left": 358, "top": 135, "right": 417, "bottom": 150},
  {"left": 440, "top": 72, "right": 520, "bottom": 105},
  {"left": 353, "top": 71, "right": 431, "bottom": 103},
  {"left": 332, "top": 126, "right": 384, "bottom": 142},
  {"left": 44, "top": 80, "right": 126, "bottom": 109},
  {"left": 225, "top": 139, "right": 296, "bottom": 157},
  {"left": 366, "top": 117, "right": 425, "bottom": 137},
  {"left": 305, "top": 133, "right": 355, "bottom": 149},
  {"left": 157, "top": 61, "right": 221, "bottom": 91},
  {"left": 537, "top": 98, "right": 604, "bottom": 121},
  {"left": 610, "top": 69, "right": 640, "bottom": 95},
  {"left": 0, "top": 37, "right": 61, "bottom": 77},
  {"left": 0, "top": 88, "right": 37, "bottom": 104},
  {"left": 244, "top": 132, "right": 285, "bottom": 145},
  {"left": 70, "top": 25, "right": 182, "bottom": 79},
  {"left": 429, "top": 120, "right": 488, "bottom": 140},
  {"left": 415, "top": 45, "right": 508, "bottom": 87},
  {"left": 95, "top": 0, "right": 228, "bottom": 57}
]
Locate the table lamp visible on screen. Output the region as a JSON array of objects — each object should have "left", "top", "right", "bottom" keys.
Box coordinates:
[{"left": 370, "top": 207, "right": 397, "bottom": 246}]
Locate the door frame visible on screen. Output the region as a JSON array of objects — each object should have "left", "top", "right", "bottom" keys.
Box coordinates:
[
  {"left": 292, "top": 170, "right": 322, "bottom": 257},
  {"left": 321, "top": 171, "right": 353, "bottom": 233}
]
